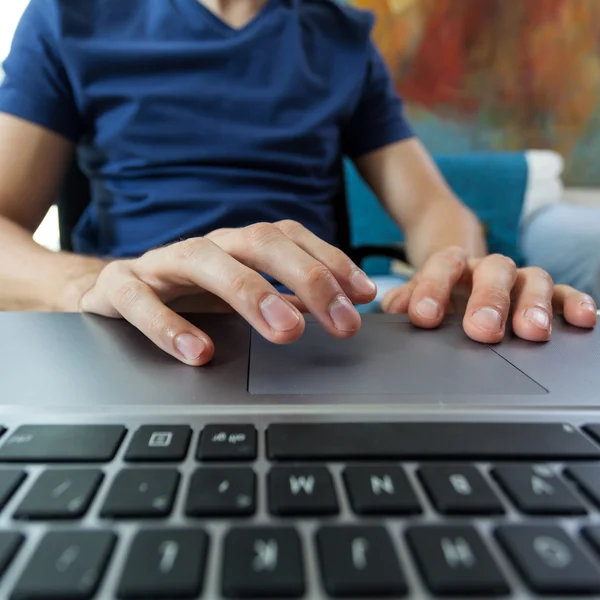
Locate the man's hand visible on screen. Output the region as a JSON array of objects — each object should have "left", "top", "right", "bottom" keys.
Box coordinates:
[
  {"left": 381, "top": 246, "right": 598, "bottom": 342},
  {"left": 79, "top": 221, "right": 377, "bottom": 365}
]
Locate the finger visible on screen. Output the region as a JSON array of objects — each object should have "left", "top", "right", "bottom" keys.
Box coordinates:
[
  {"left": 381, "top": 280, "right": 416, "bottom": 313},
  {"left": 553, "top": 285, "right": 598, "bottom": 328},
  {"left": 208, "top": 223, "right": 361, "bottom": 337},
  {"left": 463, "top": 254, "right": 517, "bottom": 343},
  {"left": 511, "top": 267, "right": 554, "bottom": 341},
  {"left": 406, "top": 246, "right": 468, "bottom": 328},
  {"left": 275, "top": 220, "right": 377, "bottom": 304},
  {"left": 168, "top": 293, "right": 234, "bottom": 313},
  {"left": 84, "top": 262, "right": 215, "bottom": 366},
  {"left": 135, "top": 238, "right": 306, "bottom": 344}
]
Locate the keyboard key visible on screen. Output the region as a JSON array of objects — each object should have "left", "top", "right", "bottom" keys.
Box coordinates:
[
  {"left": 267, "top": 422, "right": 599, "bottom": 460},
  {"left": 14, "top": 469, "right": 103, "bottom": 520},
  {"left": 268, "top": 466, "right": 338, "bottom": 516},
  {"left": 100, "top": 469, "right": 179, "bottom": 518},
  {"left": 496, "top": 525, "right": 600, "bottom": 594},
  {"left": 117, "top": 529, "right": 209, "bottom": 599},
  {"left": 186, "top": 467, "right": 255, "bottom": 517},
  {"left": 0, "top": 531, "right": 24, "bottom": 576},
  {"left": 419, "top": 465, "right": 504, "bottom": 515},
  {"left": 406, "top": 525, "right": 509, "bottom": 596},
  {"left": 493, "top": 464, "right": 586, "bottom": 515},
  {"left": 197, "top": 425, "right": 256, "bottom": 461},
  {"left": 0, "top": 470, "right": 26, "bottom": 510},
  {"left": 0, "top": 425, "right": 125, "bottom": 463},
  {"left": 565, "top": 465, "right": 600, "bottom": 506},
  {"left": 222, "top": 526, "right": 304, "bottom": 598},
  {"left": 124, "top": 425, "right": 191, "bottom": 462},
  {"left": 317, "top": 525, "right": 407, "bottom": 597},
  {"left": 582, "top": 526, "right": 600, "bottom": 557},
  {"left": 343, "top": 465, "right": 421, "bottom": 515},
  {"left": 583, "top": 424, "right": 600, "bottom": 445},
  {"left": 11, "top": 530, "right": 116, "bottom": 599}
]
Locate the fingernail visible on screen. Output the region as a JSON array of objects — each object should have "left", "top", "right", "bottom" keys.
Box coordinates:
[
  {"left": 416, "top": 298, "right": 441, "bottom": 320},
  {"left": 260, "top": 295, "right": 300, "bottom": 332},
  {"left": 472, "top": 307, "right": 503, "bottom": 331},
  {"left": 175, "top": 333, "right": 206, "bottom": 361},
  {"left": 350, "top": 270, "right": 377, "bottom": 295},
  {"left": 330, "top": 295, "right": 360, "bottom": 332},
  {"left": 581, "top": 301, "right": 597, "bottom": 313},
  {"left": 525, "top": 307, "right": 550, "bottom": 330}
]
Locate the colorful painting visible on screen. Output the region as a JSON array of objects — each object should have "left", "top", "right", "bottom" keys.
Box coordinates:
[{"left": 351, "top": 0, "right": 600, "bottom": 186}]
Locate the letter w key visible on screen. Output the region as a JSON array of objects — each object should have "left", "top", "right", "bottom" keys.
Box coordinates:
[{"left": 269, "top": 466, "right": 339, "bottom": 516}]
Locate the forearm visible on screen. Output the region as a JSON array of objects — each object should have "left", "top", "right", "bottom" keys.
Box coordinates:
[
  {"left": 401, "top": 196, "right": 487, "bottom": 268},
  {"left": 0, "top": 216, "right": 107, "bottom": 311}
]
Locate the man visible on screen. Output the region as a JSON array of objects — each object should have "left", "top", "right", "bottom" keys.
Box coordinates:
[{"left": 0, "top": 0, "right": 596, "bottom": 366}]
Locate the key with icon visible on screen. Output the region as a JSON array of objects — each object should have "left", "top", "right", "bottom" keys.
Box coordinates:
[
  {"left": 221, "top": 527, "right": 304, "bottom": 598},
  {"left": 419, "top": 465, "right": 505, "bottom": 515},
  {"left": 317, "top": 525, "right": 407, "bottom": 597},
  {"left": 117, "top": 529, "right": 209, "bottom": 598}
]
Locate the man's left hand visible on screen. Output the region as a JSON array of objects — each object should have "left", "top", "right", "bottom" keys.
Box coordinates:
[{"left": 381, "top": 246, "right": 598, "bottom": 342}]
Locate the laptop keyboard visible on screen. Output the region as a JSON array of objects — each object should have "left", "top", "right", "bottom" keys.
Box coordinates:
[{"left": 0, "top": 423, "right": 600, "bottom": 598}]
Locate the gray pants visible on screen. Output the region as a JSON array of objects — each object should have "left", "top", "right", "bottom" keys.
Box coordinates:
[{"left": 520, "top": 203, "right": 600, "bottom": 303}]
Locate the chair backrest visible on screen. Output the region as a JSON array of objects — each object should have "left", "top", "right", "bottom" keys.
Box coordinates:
[{"left": 56, "top": 158, "right": 92, "bottom": 252}]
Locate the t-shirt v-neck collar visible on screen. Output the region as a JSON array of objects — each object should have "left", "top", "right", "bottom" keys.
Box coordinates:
[{"left": 174, "top": 0, "right": 281, "bottom": 36}]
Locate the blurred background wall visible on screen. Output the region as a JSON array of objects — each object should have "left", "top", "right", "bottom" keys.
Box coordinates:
[{"left": 351, "top": 0, "right": 600, "bottom": 187}]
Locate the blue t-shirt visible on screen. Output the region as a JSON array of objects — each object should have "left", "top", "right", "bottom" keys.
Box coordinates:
[{"left": 0, "top": 0, "right": 412, "bottom": 257}]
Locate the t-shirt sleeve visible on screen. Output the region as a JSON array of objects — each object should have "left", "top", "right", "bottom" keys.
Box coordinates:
[
  {"left": 343, "top": 40, "right": 414, "bottom": 159},
  {"left": 0, "top": 0, "right": 80, "bottom": 141}
]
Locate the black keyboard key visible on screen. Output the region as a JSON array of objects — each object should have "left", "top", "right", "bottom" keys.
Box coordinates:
[
  {"left": 494, "top": 464, "right": 586, "bottom": 515},
  {"left": 11, "top": 530, "right": 116, "bottom": 600},
  {"left": 0, "top": 470, "right": 26, "bottom": 510},
  {"left": 124, "top": 425, "right": 191, "bottom": 462},
  {"left": 14, "top": 469, "right": 103, "bottom": 520},
  {"left": 317, "top": 525, "right": 407, "bottom": 597},
  {"left": 583, "top": 424, "right": 600, "bottom": 445},
  {"left": 565, "top": 465, "right": 600, "bottom": 506},
  {"left": 582, "top": 526, "right": 600, "bottom": 557},
  {"left": 186, "top": 467, "right": 255, "bottom": 517},
  {"left": 267, "top": 422, "right": 599, "bottom": 460},
  {"left": 406, "top": 525, "right": 509, "bottom": 596},
  {"left": 117, "top": 529, "right": 209, "bottom": 599},
  {"left": 197, "top": 425, "right": 256, "bottom": 461},
  {"left": 496, "top": 525, "right": 600, "bottom": 594},
  {"left": 268, "top": 466, "right": 338, "bottom": 516},
  {"left": 0, "top": 531, "right": 24, "bottom": 575},
  {"left": 0, "top": 425, "right": 125, "bottom": 462},
  {"left": 343, "top": 465, "right": 421, "bottom": 515},
  {"left": 222, "top": 526, "right": 304, "bottom": 598},
  {"left": 100, "top": 468, "right": 179, "bottom": 518},
  {"left": 419, "top": 464, "right": 505, "bottom": 515}
]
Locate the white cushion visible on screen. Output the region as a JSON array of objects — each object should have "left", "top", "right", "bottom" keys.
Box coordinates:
[{"left": 522, "top": 150, "right": 564, "bottom": 221}]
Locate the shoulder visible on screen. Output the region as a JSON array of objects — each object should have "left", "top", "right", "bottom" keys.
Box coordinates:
[
  {"left": 25, "top": 0, "right": 148, "bottom": 38},
  {"left": 298, "top": 0, "right": 375, "bottom": 42}
]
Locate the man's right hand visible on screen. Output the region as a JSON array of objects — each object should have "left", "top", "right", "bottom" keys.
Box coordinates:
[{"left": 78, "top": 220, "right": 377, "bottom": 365}]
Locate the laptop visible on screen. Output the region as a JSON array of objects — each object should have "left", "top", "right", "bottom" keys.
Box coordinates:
[{"left": 0, "top": 311, "right": 599, "bottom": 599}]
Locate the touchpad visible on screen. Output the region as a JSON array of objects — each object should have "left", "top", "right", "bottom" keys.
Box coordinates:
[{"left": 248, "top": 321, "right": 545, "bottom": 395}]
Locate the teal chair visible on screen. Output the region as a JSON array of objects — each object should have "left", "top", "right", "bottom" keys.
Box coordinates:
[{"left": 345, "top": 152, "right": 529, "bottom": 275}]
